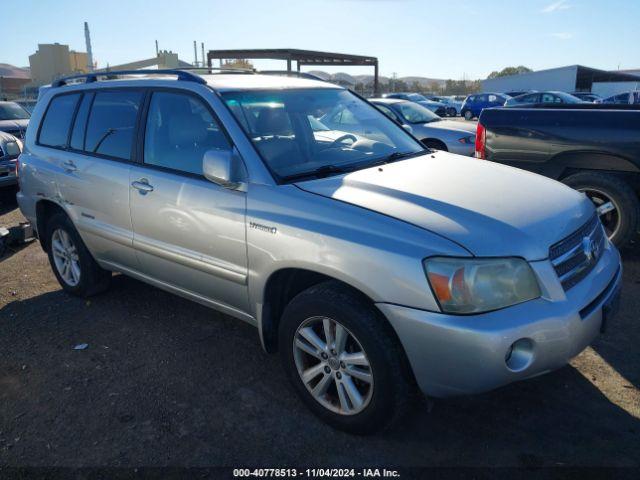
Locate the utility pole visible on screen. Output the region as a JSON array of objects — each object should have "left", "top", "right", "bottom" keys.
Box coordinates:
[{"left": 84, "top": 22, "right": 94, "bottom": 71}]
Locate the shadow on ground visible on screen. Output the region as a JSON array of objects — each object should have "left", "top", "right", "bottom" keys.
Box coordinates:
[{"left": 1, "top": 271, "right": 638, "bottom": 467}]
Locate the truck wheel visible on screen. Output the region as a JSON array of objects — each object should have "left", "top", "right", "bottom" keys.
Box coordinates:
[
  {"left": 562, "top": 172, "right": 639, "bottom": 247},
  {"left": 46, "top": 212, "right": 111, "bottom": 297},
  {"left": 463, "top": 110, "right": 473, "bottom": 121},
  {"left": 279, "top": 281, "right": 413, "bottom": 435}
]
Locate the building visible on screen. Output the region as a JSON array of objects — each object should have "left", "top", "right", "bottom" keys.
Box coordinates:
[
  {"left": 0, "top": 64, "right": 31, "bottom": 99},
  {"left": 28, "top": 43, "right": 90, "bottom": 86},
  {"left": 97, "top": 51, "right": 191, "bottom": 72},
  {"left": 481, "top": 65, "right": 640, "bottom": 97}
]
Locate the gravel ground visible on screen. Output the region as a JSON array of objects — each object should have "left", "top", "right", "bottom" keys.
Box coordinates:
[{"left": 0, "top": 189, "right": 638, "bottom": 469}]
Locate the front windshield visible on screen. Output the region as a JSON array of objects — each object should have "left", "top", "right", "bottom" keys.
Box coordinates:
[
  {"left": 0, "top": 102, "right": 30, "bottom": 121},
  {"left": 395, "top": 102, "right": 440, "bottom": 124},
  {"left": 407, "top": 93, "right": 427, "bottom": 102},
  {"left": 223, "top": 89, "right": 424, "bottom": 181}
]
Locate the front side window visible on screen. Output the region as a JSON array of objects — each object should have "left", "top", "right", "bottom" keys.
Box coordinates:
[
  {"left": 144, "top": 91, "right": 231, "bottom": 175},
  {"left": 0, "top": 102, "right": 31, "bottom": 121},
  {"left": 223, "top": 88, "right": 424, "bottom": 181},
  {"left": 38, "top": 94, "right": 81, "bottom": 148},
  {"left": 85, "top": 90, "right": 143, "bottom": 160}
]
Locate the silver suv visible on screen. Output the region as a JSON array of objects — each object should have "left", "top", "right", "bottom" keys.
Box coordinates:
[{"left": 17, "top": 70, "right": 622, "bottom": 434}]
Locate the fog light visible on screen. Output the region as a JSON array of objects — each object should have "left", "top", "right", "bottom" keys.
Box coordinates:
[{"left": 505, "top": 338, "right": 534, "bottom": 372}]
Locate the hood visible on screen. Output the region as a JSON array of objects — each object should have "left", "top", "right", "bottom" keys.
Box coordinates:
[
  {"left": 295, "top": 152, "right": 594, "bottom": 260},
  {"left": 424, "top": 119, "right": 476, "bottom": 134}
]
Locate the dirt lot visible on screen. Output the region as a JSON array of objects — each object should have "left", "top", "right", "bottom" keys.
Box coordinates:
[{"left": 0, "top": 189, "right": 638, "bottom": 469}]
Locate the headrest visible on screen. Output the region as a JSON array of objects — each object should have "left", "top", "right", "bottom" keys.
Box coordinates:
[
  {"left": 168, "top": 112, "right": 208, "bottom": 147},
  {"left": 255, "top": 108, "right": 292, "bottom": 136}
]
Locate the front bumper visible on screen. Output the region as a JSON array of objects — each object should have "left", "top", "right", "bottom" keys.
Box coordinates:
[{"left": 378, "top": 243, "right": 622, "bottom": 398}]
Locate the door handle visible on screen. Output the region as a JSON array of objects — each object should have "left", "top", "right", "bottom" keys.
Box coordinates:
[
  {"left": 62, "top": 160, "right": 77, "bottom": 172},
  {"left": 131, "top": 179, "right": 154, "bottom": 194}
]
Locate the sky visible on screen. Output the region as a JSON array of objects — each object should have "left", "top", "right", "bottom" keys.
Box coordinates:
[{"left": 4, "top": 0, "right": 639, "bottom": 80}]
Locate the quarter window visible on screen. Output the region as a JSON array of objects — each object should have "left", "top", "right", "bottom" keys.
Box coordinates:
[
  {"left": 38, "top": 94, "right": 81, "bottom": 148},
  {"left": 144, "top": 91, "right": 231, "bottom": 176},
  {"left": 85, "top": 90, "right": 143, "bottom": 160}
]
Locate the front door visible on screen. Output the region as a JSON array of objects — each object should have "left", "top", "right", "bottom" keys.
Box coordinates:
[{"left": 129, "top": 90, "right": 249, "bottom": 314}]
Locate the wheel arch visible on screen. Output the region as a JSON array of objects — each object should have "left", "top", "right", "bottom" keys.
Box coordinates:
[
  {"left": 259, "top": 268, "right": 380, "bottom": 354},
  {"left": 421, "top": 138, "right": 448, "bottom": 151},
  {"left": 35, "top": 199, "right": 68, "bottom": 253},
  {"left": 547, "top": 151, "right": 640, "bottom": 181}
]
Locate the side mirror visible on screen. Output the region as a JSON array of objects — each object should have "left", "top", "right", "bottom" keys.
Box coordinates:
[{"left": 203, "top": 149, "right": 243, "bottom": 189}]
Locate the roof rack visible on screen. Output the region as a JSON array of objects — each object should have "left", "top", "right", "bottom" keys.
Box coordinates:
[{"left": 51, "top": 67, "right": 256, "bottom": 88}]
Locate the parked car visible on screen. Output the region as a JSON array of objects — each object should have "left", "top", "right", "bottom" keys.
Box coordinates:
[
  {"left": 460, "top": 93, "right": 509, "bottom": 120},
  {"left": 571, "top": 92, "right": 603, "bottom": 103},
  {"left": 505, "top": 90, "right": 534, "bottom": 98},
  {"left": 476, "top": 104, "right": 640, "bottom": 246},
  {"left": 0, "top": 101, "right": 30, "bottom": 139},
  {"left": 426, "top": 96, "right": 461, "bottom": 117},
  {"left": 504, "top": 91, "right": 585, "bottom": 107},
  {"left": 603, "top": 90, "right": 640, "bottom": 105},
  {"left": 0, "top": 131, "right": 22, "bottom": 188},
  {"left": 382, "top": 92, "right": 448, "bottom": 116},
  {"left": 16, "top": 99, "right": 38, "bottom": 113},
  {"left": 17, "top": 70, "right": 621, "bottom": 434},
  {"left": 370, "top": 98, "right": 476, "bottom": 155}
]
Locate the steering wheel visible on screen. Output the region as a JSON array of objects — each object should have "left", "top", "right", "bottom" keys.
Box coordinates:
[{"left": 328, "top": 134, "right": 357, "bottom": 149}]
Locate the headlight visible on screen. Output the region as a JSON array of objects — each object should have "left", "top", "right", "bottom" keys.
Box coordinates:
[{"left": 423, "top": 257, "right": 541, "bottom": 314}]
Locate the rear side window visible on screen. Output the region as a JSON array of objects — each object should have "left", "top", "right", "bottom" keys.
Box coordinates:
[
  {"left": 38, "top": 94, "right": 81, "bottom": 148},
  {"left": 85, "top": 90, "right": 143, "bottom": 160}
]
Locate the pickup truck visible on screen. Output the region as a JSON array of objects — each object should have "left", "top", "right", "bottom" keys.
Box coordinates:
[{"left": 476, "top": 105, "right": 640, "bottom": 247}]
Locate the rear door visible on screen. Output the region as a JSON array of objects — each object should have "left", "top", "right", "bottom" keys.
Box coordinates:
[
  {"left": 40, "top": 89, "right": 142, "bottom": 270},
  {"left": 129, "top": 89, "right": 249, "bottom": 314}
]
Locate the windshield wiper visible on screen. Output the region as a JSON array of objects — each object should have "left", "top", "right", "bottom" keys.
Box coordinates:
[{"left": 281, "top": 164, "right": 352, "bottom": 183}]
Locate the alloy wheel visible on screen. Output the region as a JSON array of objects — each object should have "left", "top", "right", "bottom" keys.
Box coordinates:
[
  {"left": 579, "top": 187, "right": 620, "bottom": 239},
  {"left": 293, "top": 316, "right": 374, "bottom": 416},
  {"left": 51, "top": 228, "right": 81, "bottom": 287}
]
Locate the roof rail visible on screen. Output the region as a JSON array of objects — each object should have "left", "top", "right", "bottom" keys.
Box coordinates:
[
  {"left": 52, "top": 67, "right": 257, "bottom": 87},
  {"left": 52, "top": 69, "right": 208, "bottom": 87}
]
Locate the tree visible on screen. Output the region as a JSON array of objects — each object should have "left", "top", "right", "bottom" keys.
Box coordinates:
[
  {"left": 487, "top": 66, "right": 532, "bottom": 79},
  {"left": 223, "top": 59, "right": 254, "bottom": 70}
]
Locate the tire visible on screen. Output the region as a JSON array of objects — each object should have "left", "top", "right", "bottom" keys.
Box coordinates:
[
  {"left": 279, "top": 281, "right": 413, "bottom": 435},
  {"left": 463, "top": 110, "right": 474, "bottom": 121},
  {"left": 447, "top": 107, "right": 457, "bottom": 117},
  {"left": 562, "top": 171, "right": 639, "bottom": 247},
  {"left": 46, "top": 212, "right": 111, "bottom": 297}
]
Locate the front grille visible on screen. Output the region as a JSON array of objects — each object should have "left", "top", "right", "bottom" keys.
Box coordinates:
[{"left": 550, "top": 214, "right": 606, "bottom": 291}]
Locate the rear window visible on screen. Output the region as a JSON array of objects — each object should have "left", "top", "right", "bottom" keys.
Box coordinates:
[
  {"left": 85, "top": 90, "right": 143, "bottom": 160},
  {"left": 38, "top": 94, "right": 81, "bottom": 148}
]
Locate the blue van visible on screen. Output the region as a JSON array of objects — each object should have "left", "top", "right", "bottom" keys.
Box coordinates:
[{"left": 461, "top": 93, "right": 509, "bottom": 120}]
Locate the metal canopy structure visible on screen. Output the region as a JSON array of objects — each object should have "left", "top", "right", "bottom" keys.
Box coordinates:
[
  {"left": 574, "top": 65, "right": 640, "bottom": 91},
  {"left": 207, "top": 48, "right": 379, "bottom": 94}
]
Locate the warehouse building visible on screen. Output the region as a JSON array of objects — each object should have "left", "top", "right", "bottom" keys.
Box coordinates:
[{"left": 482, "top": 65, "right": 640, "bottom": 98}]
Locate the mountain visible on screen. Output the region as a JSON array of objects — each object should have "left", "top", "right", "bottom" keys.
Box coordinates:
[
  {"left": 308, "top": 70, "right": 446, "bottom": 86},
  {"left": 0, "top": 64, "right": 31, "bottom": 79}
]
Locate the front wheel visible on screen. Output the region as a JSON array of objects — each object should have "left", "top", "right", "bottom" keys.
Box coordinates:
[
  {"left": 562, "top": 171, "right": 639, "bottom": 247},
  {"left": 279, "top": 281, "right": 413, "bottom": 435},
  {"left": 463, "top": 110, "right": 474, "bottom": 121}
]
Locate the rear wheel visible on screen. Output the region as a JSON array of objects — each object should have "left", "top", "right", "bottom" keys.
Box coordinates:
[
  {"left": 463, "top": 110, "right": 474, "bottom": 121},
  {"left": 562, "top": 171, "right": 639, "bottom": 247},
  {"left": 447, "top": 107, "right": 457, "bottom": 117},
  {"left": 279, "top": 281, "right": 413, "bottom": 435},
  {"left": 46, "top": 212, "right": 111, "bottom": 297}
]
